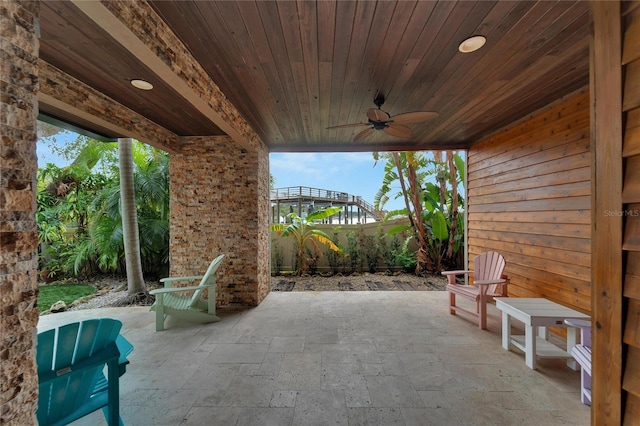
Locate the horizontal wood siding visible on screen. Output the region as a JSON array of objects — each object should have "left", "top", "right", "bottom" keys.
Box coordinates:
[
  {"left": 623, "top": 3, "right": 640, "bottom": 422},
  {"left": 467, "top": 89, "right": 590, "bottom": 314}
]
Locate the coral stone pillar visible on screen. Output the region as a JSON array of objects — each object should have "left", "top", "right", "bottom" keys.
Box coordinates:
[
  {"left": 169, "top": 136, "right": 270, "bottom": 306},
  {"left": 0, "top": 0, "right": 40, "bottom": 423}
]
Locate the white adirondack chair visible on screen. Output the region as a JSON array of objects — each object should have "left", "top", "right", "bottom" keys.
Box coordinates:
[
  {"left": 150, "top": 254, "right": 225, "bottom": 331},
  {"left": 441, "top": 251, "right": 508, "bottom": 330}
]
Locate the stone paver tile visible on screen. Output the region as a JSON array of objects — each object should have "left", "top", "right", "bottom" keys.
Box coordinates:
[
  {"left": 347, "top": 407, "right": 405, "bottom": 426},
  {"left": 293, "top": 390, "right": 348, "bottom": 426},
  {"left": 366, "top": 375, "right": 424, "bottom": 408},
  {"left": 275, "top": 353, "right": 322, "bottom": 389},
  {"left": 180, "top": 406, "right": 242, "bottom": 425},
  {"left": 258, "top": 352, "right": 284, "bottom": 376},
  {"left": 268, "top": 336, "right": 305, "bottom": 353},
  {"left": 181, "top": 363, "right": 241, "bottom": 390},
  {"left": 235, "top": 407, "right": 294, "bottom": 426},
  {"left": 208, "top": 343, "right": 269, "bottom": 363},
  {"left": 270, "top": 390, "right": 297, "bottom": 407},
  {"left": 196, "top": 375, "right": 277, "bottom": 407},
  {"left": 401, "top": 407, "right": 463, "bottom": 426},
  {"left": 345, "top": 387, "right": 372, "bottom": 408}
]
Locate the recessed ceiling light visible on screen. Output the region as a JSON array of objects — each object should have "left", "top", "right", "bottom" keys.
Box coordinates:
[
  {"left": 458, "top": 35, "right": 486, "bottom": 53},
  {"left": 130, "top": 79, "right": 153, "bottom": 90}
]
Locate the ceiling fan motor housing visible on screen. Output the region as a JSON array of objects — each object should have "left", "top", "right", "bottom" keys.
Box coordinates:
[{"left": 370, "top": 119, "right": 389, "bottom": 130}]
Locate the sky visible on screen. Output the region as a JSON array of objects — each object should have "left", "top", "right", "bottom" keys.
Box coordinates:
[
  {"left": 269, "top": 152, "right": 405, "bottom": 211},
  {"left": 37, "top": 129, "right": 407, "bottom": 212},
  {"left": 37, "top": 131, "right": 74, "bottom": 166}
]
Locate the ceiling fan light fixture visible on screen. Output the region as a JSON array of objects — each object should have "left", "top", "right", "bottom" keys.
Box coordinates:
[
  {"left": 458, "top": 35, "right": 486, "bottom": 53},
  {"left": 130, "top": 79, "right": 153, "bottom": 90}
]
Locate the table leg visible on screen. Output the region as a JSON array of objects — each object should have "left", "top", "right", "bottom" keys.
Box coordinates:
[
  {"left": 501, "top": 312, "right": 511, "bottom": 351},
  {"left": 566, "top": 326, "right": 578, "bottom": 370},
  {"left": 538, "top": 326, "right": 548, "bottom": 340},
  {"left": 525, "top": 324, "right": 537, "bottom": 369}
]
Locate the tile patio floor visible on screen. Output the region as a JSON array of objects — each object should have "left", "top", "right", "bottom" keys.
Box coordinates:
[{"left": 37, "top": 291, "right": 590, "bottom": 426}]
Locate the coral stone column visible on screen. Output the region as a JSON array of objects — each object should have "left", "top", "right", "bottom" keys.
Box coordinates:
[
  {"left": 169, "top": 136, "right": 270, "bottom": 306},
  {"left": 0, "top": 0, "right": 40, "bottom": 423}
]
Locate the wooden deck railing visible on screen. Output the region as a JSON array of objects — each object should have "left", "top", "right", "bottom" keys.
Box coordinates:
[{"left": 270, "top": 186, "right": 382, "bottom": 220}]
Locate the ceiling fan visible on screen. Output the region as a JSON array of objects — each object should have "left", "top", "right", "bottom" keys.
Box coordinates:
[{"left": 326, "top": 94, "right": 438, "bottom": 142}]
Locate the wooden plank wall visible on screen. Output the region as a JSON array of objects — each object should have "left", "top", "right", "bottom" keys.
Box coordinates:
[
  {"left": 622, "top": 1, "right": 640, "bottom": 422},
  {"left": 467, "top": 89, "right": 591, "bottom": 314}
]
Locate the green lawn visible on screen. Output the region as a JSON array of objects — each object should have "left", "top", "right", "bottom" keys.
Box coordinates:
[{"left": 38, "top": 284, "right": 96, "bottom": 314}]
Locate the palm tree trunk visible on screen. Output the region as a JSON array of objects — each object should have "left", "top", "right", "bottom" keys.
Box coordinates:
[
  {"left": 392, "top": 152, "right": 431, "bottom": 275},
  {"left": 446, "top": 151, "right": 459, "bottom": 259},
  {"left": 118, "top": 138, "right": 147, "bottom": 295}
]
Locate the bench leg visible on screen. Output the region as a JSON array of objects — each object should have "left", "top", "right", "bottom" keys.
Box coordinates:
[
  {"left": 525, "top": 324, "right": 537, "bottom": 369},
  {"left": 501, "top": 312, "right": 511, "bottom": 351}
]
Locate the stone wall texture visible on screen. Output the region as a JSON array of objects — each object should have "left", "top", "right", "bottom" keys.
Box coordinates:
[
  {"left": 170, "top": 136, "right": 270, "bottom": 306},
  {"left": 0, "top": 0, "right": 40, "bottom": 424}
]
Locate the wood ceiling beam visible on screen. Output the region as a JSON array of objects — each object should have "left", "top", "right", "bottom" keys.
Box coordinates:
[{"left": 70, "top": 0, "right": 262, "bottom": 151}]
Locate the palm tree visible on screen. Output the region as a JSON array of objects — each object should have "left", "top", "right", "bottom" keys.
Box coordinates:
[
  {"left": 88, "top": 143, "right": 169, "bottom": 277},
  {"left": 271, "top": 207, "right": 343, "bottom": 275},
  {"left": 118, "top": 138, "right": 148, "bottom": 297}
]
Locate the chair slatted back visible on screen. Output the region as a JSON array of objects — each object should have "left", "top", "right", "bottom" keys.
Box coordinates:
[
  {"left": 473, "top": 251, "right": 506, "bottom": 295},
  {"left": 188, "top": 254, "right": 226, "bottom": 307},
  {"left": 37, "top": 319, "right": 122, "bottom": 425}
]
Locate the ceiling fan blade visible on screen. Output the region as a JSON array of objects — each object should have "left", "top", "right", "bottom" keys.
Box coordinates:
[
  {"left": 384, "top": 123, "right": 413, "bottom": 139},
  {"left": 326, "top": 122, "right": 369, "bottom": 129},
  {"left": 353, "top": 127, "right": 375, "bottom": 142},
  {"left": 389, "top": 111, "right": 439, "bottom": 124},
  {"left": 367, "top": 108, "right": 389, "bottom": 122}
]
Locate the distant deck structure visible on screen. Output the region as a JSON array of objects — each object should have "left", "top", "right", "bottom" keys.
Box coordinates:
[{"left": 271, "top": 186, "right": 384, "bottom": 224}]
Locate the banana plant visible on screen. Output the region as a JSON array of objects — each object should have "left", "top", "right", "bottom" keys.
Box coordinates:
[
  {"left": 373, "top": 151, "right": 465, "bottom": 274},
  {"left": 271, "top": 206, "right": 343, "bottom": 275}
]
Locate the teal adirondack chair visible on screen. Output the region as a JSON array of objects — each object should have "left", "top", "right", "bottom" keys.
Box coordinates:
[
  {"left": 150, "top": 254, "right": 225, "bottom": 331},
  {"left": 37, "top": 318, "right": 134, "bottom": 426}
]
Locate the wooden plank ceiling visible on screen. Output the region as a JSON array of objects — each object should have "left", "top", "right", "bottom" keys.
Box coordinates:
[{"left": 38, "top": 0, "right": 590, "bottom": 152}]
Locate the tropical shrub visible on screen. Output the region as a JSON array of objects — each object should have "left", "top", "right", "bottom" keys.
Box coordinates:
[
  {"left": 36, "top": 137, "right": 170, "bottom": 280},
  {"left": 324, "top": 227, "right": 343, "bottom": 275},
  {"left": 271, "top": 207, "right": 343, "bottom": 276},
  {"left": 271, "top": 239, "right": 284, "bottom": 275},
  {"left": 360, "top": 233, "right": 380, "bottom": 273},
  {"left": 344, "top": 230, "right": 360, "bottom": 273}
]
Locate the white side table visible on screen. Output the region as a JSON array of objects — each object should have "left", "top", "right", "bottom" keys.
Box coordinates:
[{"left": 495, "top": 297, "right": 590, "bottom": 370}]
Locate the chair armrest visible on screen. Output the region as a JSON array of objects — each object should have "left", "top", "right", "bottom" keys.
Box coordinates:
[
  {"left": 474, "top": 279, "right": 507, "bottom": 286},
  {"left": 441, "top": 270, "right": 473, "bottom": 285},
  {"left": 159, "top": 275, "right": 204, "bottom": 288},
  {"left": 564, "top": 318, "right": 592, "bottom": 346},
  {"left": 564, "top": 318, "right": 591, "bottom": 329},
  {"left": 441, "top": 270, "right": 473, "bottom": 276},
  {"left": 160, "top": 275, "right": 204, "bottom": 283},
  {"left": 115, "top": 335, "right": 133, "bottom": 376},
  {"left": 150, "top": 284, "right": 214, "bottom": 295},
  {"left": 38, "top": 342, "right": 120, "bottom": 385}
]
